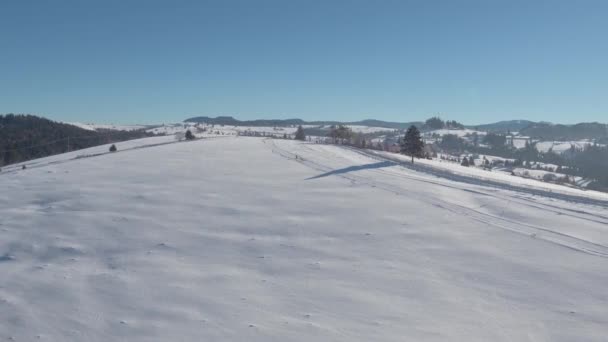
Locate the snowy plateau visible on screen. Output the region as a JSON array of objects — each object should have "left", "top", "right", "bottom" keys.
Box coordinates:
[{"left": 1, "top": 136, "right": 608, "bottom": 341}]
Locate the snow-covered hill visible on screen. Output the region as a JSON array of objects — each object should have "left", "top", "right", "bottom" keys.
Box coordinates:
[
  {"left": 424, "top": 128, "right": 486, "bottom": 137},
  {"left": 68, "top": 122, "right": 150, "bottom": 131},
  {"left": 1, "top": 137, "right": 608, "bottom": 341},
  {"left": 145, "top": 123, "right": 395, "bottom": 137}
]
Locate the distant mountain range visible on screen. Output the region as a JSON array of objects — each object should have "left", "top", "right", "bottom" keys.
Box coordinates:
[
  {"left": 184, "top": 116, "right": 607, "bottom": 142},
  {"left": 184, "top": 116, "right": 537, "bottom": 132},
  {"left": 183, "top": 116, "right": 422, "bottom": 130}
]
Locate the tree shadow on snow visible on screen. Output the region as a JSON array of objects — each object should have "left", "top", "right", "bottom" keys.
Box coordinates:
[{"left": 306, "top": 161, "right": 396, "bottom": 180}]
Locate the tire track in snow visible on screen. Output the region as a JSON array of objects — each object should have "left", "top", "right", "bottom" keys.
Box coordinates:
[
  {"left": 267, "top": 139, "right": 608, "bottom": 259},
  {"left": 344, "top": 146, "right": 608, "bottom": 225},
  {"left": 281, "top": 141, "right": 608, "bottom": 226}
]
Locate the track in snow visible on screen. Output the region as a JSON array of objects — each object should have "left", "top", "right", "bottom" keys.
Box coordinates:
[{"left": 267, "top": 139, "right": 608, "bottom": 258}]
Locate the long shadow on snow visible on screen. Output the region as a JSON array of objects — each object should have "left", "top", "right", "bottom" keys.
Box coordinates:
[
  {"left": 342, "top": 146, "right": 608, "bottom": 208},
  {"left": 306, "top": 161, "right": 396, "bottom": 180}
]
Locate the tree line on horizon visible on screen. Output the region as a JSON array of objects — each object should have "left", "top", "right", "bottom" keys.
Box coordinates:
[
  {"left": 0, "top": 114, "right": 157, "bottom": 166},
  {"left": 307, "top": 119, "right": 608, "bottom": 191}
]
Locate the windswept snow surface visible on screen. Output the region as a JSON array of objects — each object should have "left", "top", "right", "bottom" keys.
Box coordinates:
[{"left": 1, "top": 137, "right": 608, "bottom": 341}]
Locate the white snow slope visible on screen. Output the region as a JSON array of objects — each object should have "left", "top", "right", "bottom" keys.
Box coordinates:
[{"left": 1, "top": 137, "right": 608, "bottom": 341}]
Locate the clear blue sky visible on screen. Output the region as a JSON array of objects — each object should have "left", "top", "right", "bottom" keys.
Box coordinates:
[{"left": 1, "top": 0, "right": 606, "bottom": 125}]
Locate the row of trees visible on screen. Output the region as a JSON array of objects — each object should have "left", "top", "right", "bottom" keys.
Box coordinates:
[
  {"left": 237, "top": 125, "right": 307, "bottom": 141},
  {"left": 424, "top": 116, "right": 465, "bottom": 130},
  {"left": 572, "top": 144, "right": 608, "bottom": 190},
  {"left": 328, "top": 125, "right": 353, "bottom": 142}
]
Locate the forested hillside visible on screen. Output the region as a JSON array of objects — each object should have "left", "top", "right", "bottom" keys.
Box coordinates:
[
  {"left": 520, "top": 122, "right": 608, "bottom": 141},
  {"left": 470, "top": 120, "right": 535, "bottom": 133},
  {"left": 0, "top": 114, "right": 155, "bottom": 166}
]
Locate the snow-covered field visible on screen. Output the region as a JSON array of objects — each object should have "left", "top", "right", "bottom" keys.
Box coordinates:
[
  {"left": 535, "top": 140, "right": 600, "bottom": 153},
  {"left": 1, "top": 137, "right": 608, "bottom": 341},
  {"left": 341, "top": 125, "right": 395, "bottom": 134},
  {"left": 68, "top": 122, "right": 150, "bottom": 131},
  {"left": 146, "top": 123, "right": 394, "bottom": 137},
  {"left": 147, "top": 123, "right": 297, "bottom": 136},
  {"left": 511, "top": 137, "right": 530, "bottom": 149},
  {"left": 424, "top": 128, "right": 486, "bottom": 137}
]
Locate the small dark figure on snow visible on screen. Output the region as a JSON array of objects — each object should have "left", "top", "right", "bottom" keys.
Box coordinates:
[{"left": 109, "top": 144, "right": 117, "bottom": 152}]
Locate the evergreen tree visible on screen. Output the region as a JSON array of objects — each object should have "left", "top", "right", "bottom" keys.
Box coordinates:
[
  {"left": 439, "top": 134, "right": 465, "bottom": 152},
  {"left": 295, "top": 125, "right": 306, "bottom": 141},
  {"left": 514, "top": 158, "right": 523, "bottom": 167},
  {"left": 483, "top": 133, "right": 507, "bottom": 149},
  {"left": 400, "top": 125, "right": 424, "bottom": 163},
  {"left": 424, "top": 116, "right": 445, "bottom": 130},
  {"left": 109, "top": 144, "right": 117, "bottom": 152},
  {"left": 472, "top": 132, "right": 479, "bottom": 147},
  {"left": 328, "top": 125, "right": 352, "bottom": 143},
  {"left": 461, "top": 157, "right": 470, "bottom": 167},
  {"left": 446, "top": 120, "right": 465, "bottom": 129},
  {"left": 185, "top": 130, "right": 195, "bottom": 140}
]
